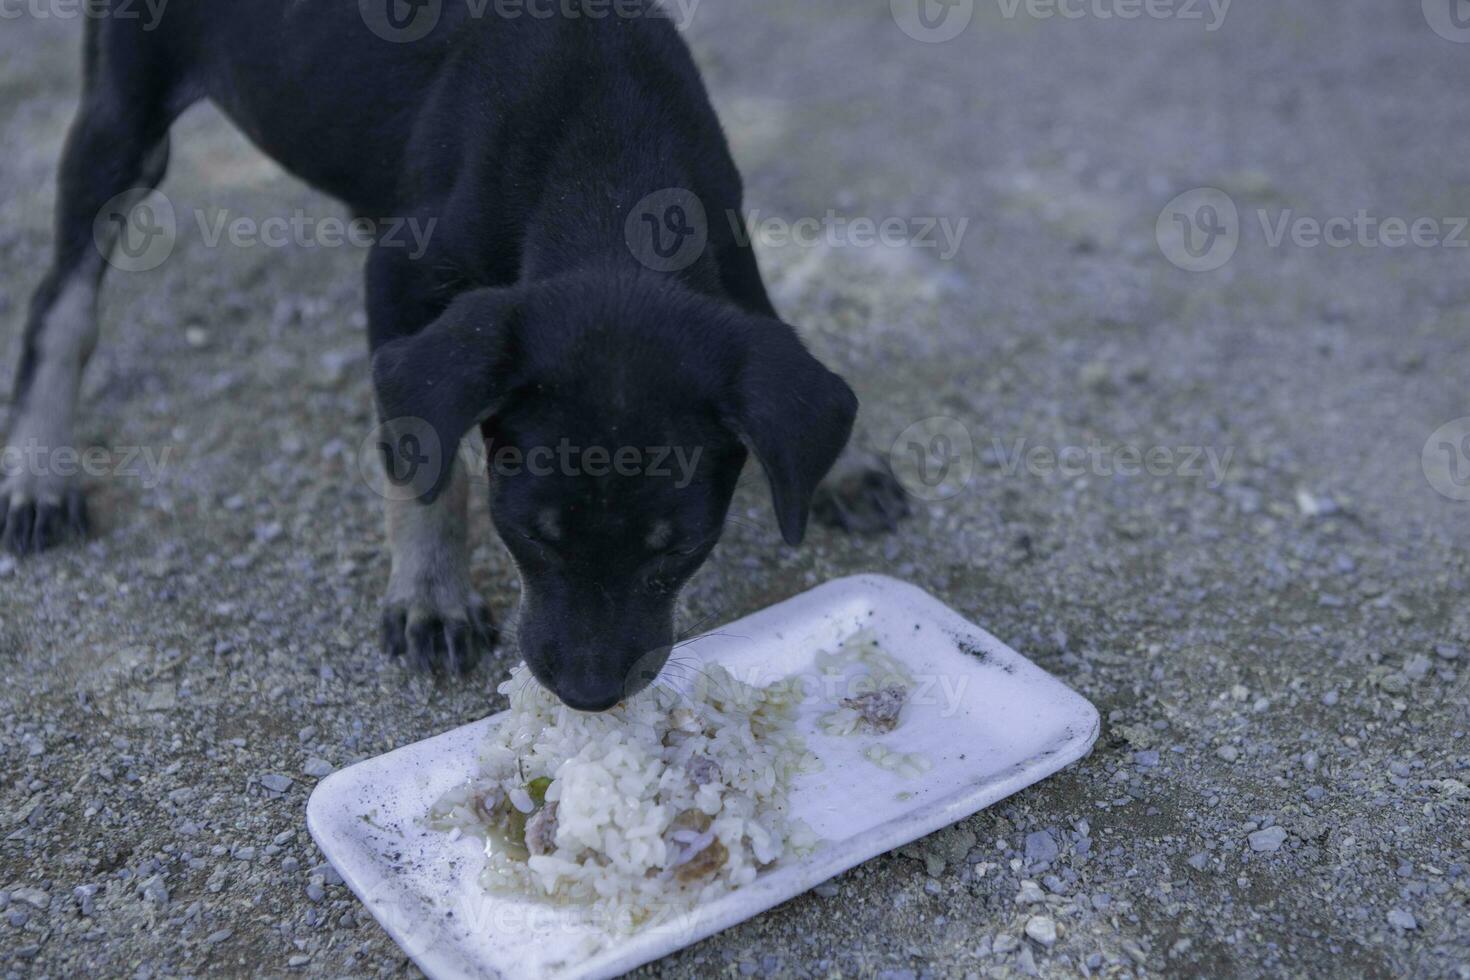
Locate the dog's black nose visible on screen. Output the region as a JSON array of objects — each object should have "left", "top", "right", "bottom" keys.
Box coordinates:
[{"left": 557, "top": 682, "right": 623, "bottom": 713}]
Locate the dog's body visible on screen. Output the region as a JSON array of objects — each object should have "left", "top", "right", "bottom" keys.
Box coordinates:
[{"left": 4, "top": 0, "right": 907, "bottom": 708}]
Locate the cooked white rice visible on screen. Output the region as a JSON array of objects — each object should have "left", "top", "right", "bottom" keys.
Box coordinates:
[{"left": 428, "top": 662, "right": 820, "bottom": 931}]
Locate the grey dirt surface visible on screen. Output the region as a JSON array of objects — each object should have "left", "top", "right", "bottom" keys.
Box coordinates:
[{"left": 3, "top": 1, "right": 1470, "bottom": 978}]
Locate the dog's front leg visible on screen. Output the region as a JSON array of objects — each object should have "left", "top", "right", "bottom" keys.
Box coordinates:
[{"left": 379, "top": 453, "right": 496, "bottom": 675}]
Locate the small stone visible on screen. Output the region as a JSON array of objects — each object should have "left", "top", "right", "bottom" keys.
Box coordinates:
[
  {"left": 139, "top": 875, "right": 169, "bottom": 907},
  {"left": 1016, "top": 880, "right": 1046, "bottom": 904},
  {"left": 303, "top": 757, "right": 334, "bottom": 778},
  {"left": 1133, "top": 750, "right": 1160, "bottom": 769},
  {"left": 234, "top": 846, "right": 258, "bottom": 862},
  {"left": 1025, "top": 915, "right": 1058, "bottom": 947},
  {"left": 1386, "top": 909, "right": 1417, "bottom": 930},
  {"left": 0, "top": 556, "right": 15, "bottom": 578},
  {"left": 1403, "top": 656, "right": 1433, "bottom": 681},
  {"left": 288, "top": 954, "right": 311, "bottom": 968},
  {"left": 1024, "top": 830, "right": 1059, "bottom": 866},
  {"left": 207, "top": 929, "right": 233, "bottom": 944},
  {"left": 1435, "top": 644, "right": 1461, "bottom": 661},
  {"left": 813, "top": 882, "right": 839, "bottom": 898},
  {"left": 992, "top": 934, "right": 1020, "bottom": 955},
  {"left": 306, "top": 882, "right": 326, "bottom": 903},
  {"left": 12, "top": 887, "right": 50, "bottom": 910},
  {"left": 1217, "top": 745, "right": 1240, "bottom": 762},
  {"left": 73, "top": 883, "right": 99, "bottom": 917},
  {"left": 1248, "top": 827, "right": 1288, "bottom": 852},
  {"left": 1187, "top": 852, "right": 1209, "bottom": 871},
  {"left": 258, "top": 773, "right": 293, "bottom": 793}
]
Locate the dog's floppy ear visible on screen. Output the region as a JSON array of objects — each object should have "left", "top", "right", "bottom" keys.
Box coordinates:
[
  {"left": 371, "top": 288, "right": 522, "bottom": 503},
  {"left": 724, "top": 319, "right": 858, "bottom": 546}
]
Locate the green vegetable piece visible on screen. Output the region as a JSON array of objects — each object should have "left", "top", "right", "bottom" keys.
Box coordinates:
[{"left": 527, "top": 777, "right": 552, "bottom": 806}]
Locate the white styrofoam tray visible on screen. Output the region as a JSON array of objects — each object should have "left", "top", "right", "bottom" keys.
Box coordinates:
[{"left": 307, "top": 574, "right": 1099, "bottom": 979}]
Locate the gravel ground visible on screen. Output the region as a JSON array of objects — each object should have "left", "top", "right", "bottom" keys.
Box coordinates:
[{"left": 4, "top": 1, "right": 1470, "bottom": 977}]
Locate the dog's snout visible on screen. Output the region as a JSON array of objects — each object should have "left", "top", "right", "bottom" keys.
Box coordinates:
[{"left": 556, "top": 679, "right": 625, "bottom": 714}]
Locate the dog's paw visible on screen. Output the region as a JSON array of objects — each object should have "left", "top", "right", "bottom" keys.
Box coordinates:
[
  {"left": 812, "top": 454, "right": 912, "bottom": 535},
  {"left": 380, "top": 595, "right": 497, "bottom": 676},
  {"left": 0, "top": 472, "right": 89, "bottom": 556}
]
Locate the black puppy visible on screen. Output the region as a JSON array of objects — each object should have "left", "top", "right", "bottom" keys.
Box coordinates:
[{"left": 3, "top": 0, "right": 907, "bottom": 709}]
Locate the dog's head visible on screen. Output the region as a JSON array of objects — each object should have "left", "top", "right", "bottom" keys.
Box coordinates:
[{"left": 372, "top": 273, "right": 856, "bottom": 711}]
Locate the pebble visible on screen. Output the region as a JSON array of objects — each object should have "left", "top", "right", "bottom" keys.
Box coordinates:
[
  {"left": 1217, "top": 745, "right": 1240, "bottom": 762},
  {"left": 139, "top": 875, "right": 169, "bottom": 907},
  {"left": 288, "top": 954, "right": 311, "bottom": 968},
  {"left": 1249, "top": 827, "right": 1288, "bottom": 852},
  {"left": 1133, "top": 750, "right": 1160, "bottom": 769},
  {"left": 0, "top": 555, "right": 15, "bottom": 578},
  {"left": 207, "top": 929, "right": 233, "bottom": 944},
  {"left": 306, "top": 882, "right": 326, "bottom": 903},
  {"left": 1387, "top": 909, "right": 1418, "bottom": 930},
  {"left": 259, "top": 773, "right": 294, "bottom": 793},
  {"left": 303, "top": 757, "right": 335, "bottom": 778},
  {"left": 1024, "top": 830, "right": 1059, "bottom": 866},
  {"left": 1187, "top": 852, "right": 1210, "bottom": 871},
  {"left": 1016, "top": 880, "right": 1046, "bottom": 904},
  {"left": 1025, "top": 915, "right": 1058, "bottom": 947},
  {"left": 74, "top": 883, "right": 99, "bottom": 917},
  {"left": 12, "top": 886, "right": 50, "bottom": 910}
]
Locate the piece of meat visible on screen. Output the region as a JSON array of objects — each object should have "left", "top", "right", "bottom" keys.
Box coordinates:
[
  {"left": 841, "top": 685, "right": 908, "bottom": 733},
  {"left": 525, "top": 801, "right": 559, "bottom": 857},
  {"left": 675, "top": 838, "right": 729, "bottom": 883},
  {"left": 687, "top": 754, "right": 721, "bottom": 786}
]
